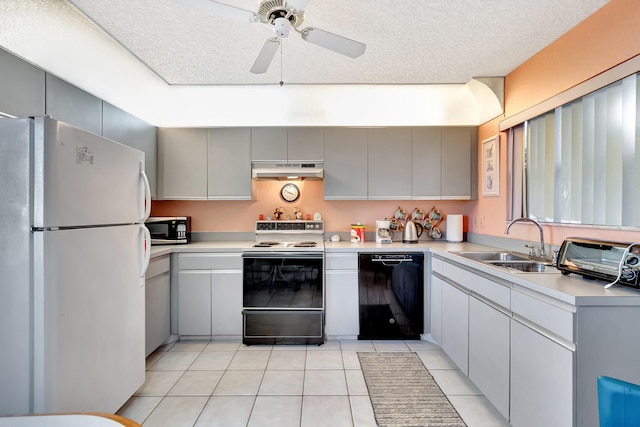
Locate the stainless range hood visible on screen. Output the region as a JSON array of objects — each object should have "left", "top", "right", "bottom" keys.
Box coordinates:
[{"left": 251, "top": 162, "right": 324, "bottom": 180}]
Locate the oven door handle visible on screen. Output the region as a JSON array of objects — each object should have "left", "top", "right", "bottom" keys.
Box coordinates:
[{"left": 242, "top": 251, "right": 324, "bottom": 259}]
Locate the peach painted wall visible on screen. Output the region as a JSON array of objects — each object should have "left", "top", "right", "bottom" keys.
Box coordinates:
[
  {"left": 473, "top": 0, "right": 640, "bottom": 246},
  {"left": 152, "top": 180, "right": 476, "bottom": 234}
]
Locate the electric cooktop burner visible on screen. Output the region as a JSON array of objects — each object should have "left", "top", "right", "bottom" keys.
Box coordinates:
[
  {"left": 253, "top": 242, "right": 279, "bottom": 247},
  {"left": 252, "top": 241, "right": 318, "bottom": 248},
  {"left": 295, "top": 241, "right": 318, "bottom": 247}
]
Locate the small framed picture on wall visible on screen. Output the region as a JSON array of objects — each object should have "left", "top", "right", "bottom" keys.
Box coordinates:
[{"left": 482, "top": 135, "right": 500, "bottom": 197}]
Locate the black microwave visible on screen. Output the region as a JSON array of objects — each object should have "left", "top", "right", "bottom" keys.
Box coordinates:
[{"left": 145, "top": 217, "right": 191, "bottom": 245}]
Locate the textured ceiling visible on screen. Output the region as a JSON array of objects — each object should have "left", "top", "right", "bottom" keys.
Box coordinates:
[
  {"left": 66, "top": 0, "right": 609, "bottom": 86},
  {"left": 0, "top": 0, "right": 611, "bottom": 126}
]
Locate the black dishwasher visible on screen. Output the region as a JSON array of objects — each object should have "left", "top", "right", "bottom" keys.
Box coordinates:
[{"left": 358, "top": 253, "right": 424, "bottom": 340}]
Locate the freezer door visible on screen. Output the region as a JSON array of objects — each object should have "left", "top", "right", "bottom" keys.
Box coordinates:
[
  {"left": 32, "top": 224, "right": 145, "bottom": 413},
  {"left": 34, "top": 117, "right": 149, "bottom": 228},
  {"left": 0, "top": 117, "right": 33, "bottom": 415}
]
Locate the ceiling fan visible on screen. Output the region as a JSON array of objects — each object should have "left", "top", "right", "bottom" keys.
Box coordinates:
[{"left": 177, "top": 0, "right": 366, "bottom": 74}]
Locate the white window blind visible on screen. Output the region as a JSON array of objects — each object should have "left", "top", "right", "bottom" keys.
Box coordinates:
[
  {"left": 525, "top": 73, "right": 640, "bottom": 227},
  {"left": 507, "top": 124, "right": 525, "bottom": 221}
]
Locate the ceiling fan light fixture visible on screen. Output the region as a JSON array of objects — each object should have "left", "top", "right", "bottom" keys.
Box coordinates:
[
  {"left": 273, "top": 17, "right": 291, "bottom": 38},
  {"left": 179, "top": 0, "right": 366, "bottom": 73}
]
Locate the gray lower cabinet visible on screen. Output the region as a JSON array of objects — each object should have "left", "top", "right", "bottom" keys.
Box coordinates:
[
  {"left": 324, "top": 128, "right": 368, "bottom": 200},
  {"left": 145, "top": 255, "right": 171, "bottom": 356},
  {"left": 432, "top": 254, "right": 640, "bottom": 427},
  {"left": 468, "top": 296, "right": 510, "bottom": 419},
  {"left": 208, "top": 128, "right": 252, "bottom": 200},
  {"left": 367, "top": 128, "right": 412, "bottom": 199},
  {"left": 510, "top": 319, "right": 573, "bottom": 427},
  {"left": 211, "top": 270, "right": 243, "bottom": 336},
  {"left": 177, "top": 253, "right": 243, "bottom": 337},
  {"left": 509, "top": 288, "right": 576, "bottom": 427},
  {"left": 440, "top": 280, "right": 469, "bottom": 375},
  {"left": 178, "top": 270, "right": 212, "bottom": 336},
  {"left": 428, "top": 270, "right": 443, "bottom": 345},
  {"left": 0, "top": 47, "right": 45, "bottom": 117},
  {"left": 325, "top": 253, "right": 359, "bottom": 337}
]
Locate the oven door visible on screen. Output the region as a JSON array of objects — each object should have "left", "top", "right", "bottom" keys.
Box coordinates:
[{"left": 242, "top": 252, "right": 324, "bottom": 309}]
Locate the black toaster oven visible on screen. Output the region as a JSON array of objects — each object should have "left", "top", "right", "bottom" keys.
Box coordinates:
[{"left": 556, "top": 237, "right": 640, "bottom": 288}]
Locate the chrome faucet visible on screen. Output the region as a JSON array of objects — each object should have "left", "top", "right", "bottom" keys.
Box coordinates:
[{"left": 504, "top": 217, "right": 547, "bottom": 259}]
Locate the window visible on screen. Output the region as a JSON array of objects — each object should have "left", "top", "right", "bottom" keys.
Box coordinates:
[{"left": 522, "top": 73, "right": 640, "bottom": 227}]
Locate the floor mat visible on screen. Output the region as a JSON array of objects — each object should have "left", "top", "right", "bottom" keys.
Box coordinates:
[{"left": 358, "top": 352, "right": 467, "bottom": 427}]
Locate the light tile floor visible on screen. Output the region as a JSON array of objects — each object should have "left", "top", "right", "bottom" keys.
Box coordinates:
[{"left": 118, "top": 339, "right": 510, "bottom": 427}]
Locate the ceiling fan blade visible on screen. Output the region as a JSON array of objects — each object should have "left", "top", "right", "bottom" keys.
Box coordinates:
[
  {"left": 175, "top": 0, "right": 259, "bottom": 23},
  {"left": 285, "top": 0, "right": 311, "bottom": 12},
  {"left": 250, "top": 38, "right": 280, "bottom": 74},
  {"left": 301, "top": 27, "right": 366, "bottom": 58}
]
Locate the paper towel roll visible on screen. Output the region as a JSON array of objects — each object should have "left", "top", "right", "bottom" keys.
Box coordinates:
[{"left": 447, "top": 214, "right": 463, "bottom": 242}]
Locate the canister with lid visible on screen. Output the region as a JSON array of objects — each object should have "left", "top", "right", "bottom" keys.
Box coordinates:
[{"left": 350, "top": 223, "right": 365, "bottom": 243}]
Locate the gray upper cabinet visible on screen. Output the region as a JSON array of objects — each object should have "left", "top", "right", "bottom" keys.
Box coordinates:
[
  {"left": 441, "top": 127, "right": 477, "bottom": 199},
  {"left": 251, "top": 127, "right": 287, "bottom": 162},
  {"left": 287, "top": 127, "right": 324, "bottom": 162},
  {"left": 0, "top": 48, "right": 45, "bottom": 117},
  {"left": 102, "top": 102, "right": 157, "bottom": 199},
  {"left": 158, "top": 127, "right": 254, "bottom": 200},
  {"left": 323, "top": 126, "right": 476, "bottom": 200},
  {"left": 324, "top": 128, "right": 368, "bottom": 200},
  {"left": 412, "top": 128, "right": 442, "bottom": 199},
  {"left": 156, "top": 125, "right": 476, "bottom": 201},
  {"left": 251, "top": 127, "right": 324, "bottom": 162},
  {"left": 208, "top": 128, "right": 253, "bottom": 200},
  {"left": 157, "top": 128, "right": 208, "bottom": 200},
  {"left": 368, "top": 128, "right": 412, "bottom": 199},
  {"left": 45, "top": 74, "right": 102, "bottom": 135}
]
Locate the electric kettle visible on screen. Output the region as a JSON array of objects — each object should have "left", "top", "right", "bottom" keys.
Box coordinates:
[{"left": 403, "top": 219, "right": 423, "bottom": 243}]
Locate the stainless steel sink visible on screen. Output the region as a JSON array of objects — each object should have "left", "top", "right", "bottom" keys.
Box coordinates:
[
  {"left": 450, "top": 251, "right": 531, "bottom": 262},
  {"left": 485, "top": 260, "right": 557, "bottom": 273},
  {"left": 450, "top": 251, "right": 559, "bottom": 273}
]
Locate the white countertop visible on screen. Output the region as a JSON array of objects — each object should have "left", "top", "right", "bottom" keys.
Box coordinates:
[
  {"left": 150, "top": 241, "right": 253, "bottom": 257},
  {"left": 323, "top": 240, "right": 491, "bottom": 252},
  {"left": 432, "top": 248, "right": 640, "bottom": 306},
  {"left": 150, "top": 239, "right": 640, "bottom": 306},
  {"left": 150, "top": 240, "right": 488, "bottom": 256}
]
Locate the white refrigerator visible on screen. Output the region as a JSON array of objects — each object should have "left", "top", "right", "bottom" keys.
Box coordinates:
[{"left": 0, "top": 117, "right": 151, "bottom": 415}]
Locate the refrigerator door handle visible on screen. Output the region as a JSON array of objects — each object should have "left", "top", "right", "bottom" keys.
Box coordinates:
[
  {"left": 139, "top": 161, "right": 151, "bottom": 223},
  {"left": 139, "top": 224, "right": 151, "bottom": 279}
]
